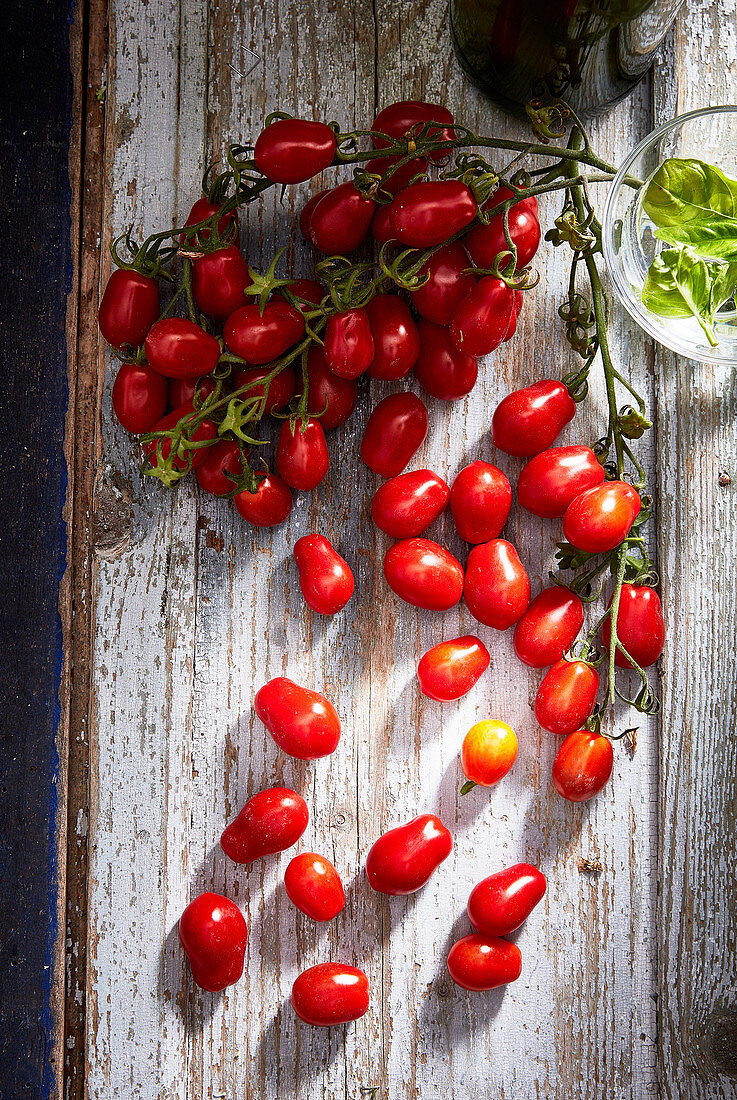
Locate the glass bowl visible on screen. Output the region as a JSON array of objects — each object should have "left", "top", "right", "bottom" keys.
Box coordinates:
[{"left": 602, "top": 105, "right": 737, "bottom": 364}]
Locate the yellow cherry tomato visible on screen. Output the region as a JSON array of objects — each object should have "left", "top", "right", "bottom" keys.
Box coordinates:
[{"left": 461, "top": 720, "right": 518, "bottom": 787}]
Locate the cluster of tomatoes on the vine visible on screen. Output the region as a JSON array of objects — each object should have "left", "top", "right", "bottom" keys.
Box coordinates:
[{"left": 99, "top": 100, "right": 665, "bottom": 1022}]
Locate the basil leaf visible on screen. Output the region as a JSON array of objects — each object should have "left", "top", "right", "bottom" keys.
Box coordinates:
[
  {"left": 641, "top": 246, "right": 737, "bottom": 346},
  {"left": 642, "top": 158, "right": 737, "bottom": 261}
]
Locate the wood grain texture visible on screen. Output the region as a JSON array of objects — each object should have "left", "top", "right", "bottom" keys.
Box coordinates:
[{"left": 68, "top": 0, "right": 735, "bottom": 1096}]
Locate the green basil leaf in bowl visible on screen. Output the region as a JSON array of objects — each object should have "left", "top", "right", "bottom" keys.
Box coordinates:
[{"left": 641, "top": 246, "right": 737, "bottom": 346}]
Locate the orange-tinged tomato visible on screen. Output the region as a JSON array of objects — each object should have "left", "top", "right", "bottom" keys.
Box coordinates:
[{"left": 461, "top": 720, "right": 518, "bottom": 787}]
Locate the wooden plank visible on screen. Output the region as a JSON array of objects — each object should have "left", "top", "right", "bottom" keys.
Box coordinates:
[{"left": 652, "top": 4, "right": 737, "bottom": 1098}]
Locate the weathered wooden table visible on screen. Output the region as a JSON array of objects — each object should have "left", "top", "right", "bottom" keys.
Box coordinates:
[{"left": 35, "top": 0, "right": 737, "bottom": 1096}]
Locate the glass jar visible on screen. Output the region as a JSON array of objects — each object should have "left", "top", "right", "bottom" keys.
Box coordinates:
[{"left": 450, "top": 0, "right": 685, "bottom": 116}]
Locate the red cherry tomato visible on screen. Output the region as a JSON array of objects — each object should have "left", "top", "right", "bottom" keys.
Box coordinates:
[
  {"left": 360, "top": 393, "right": 429, "bottom": 478},
  {"left": 534, "top": 659, "right": 600, "bottom": 735},
  {"left": 143, "top": 403, "right": 218, "bottom": 473},
  {"left": 409, "top": 242, "right": 476, "bottom": 325},
  {"left": 601, "top": 584, "right": 665, "bottom": 669},
  {"left": 231, "top": 364, "right": 297, "bottom": 415},
  {"left": 192, "top": 245, "right": 249, "bottom": 320},
  {"left": 302, "top": 345, "right": 357, "bottom": 429},
  {"left": 417, "top": 635, "right": 490, "bottom": 701},
  {"left": 552, "top": 729, "right": 614, "bottom": 802},
  {"left": 513, "top": 586, "right": 584, "bottom": 668},
  {"left": 294, "top": 534, "right": 355, "bottom": 615},
  {"left": 255, "top": 676, "right": 341, "bottom": 760},
  {"left": 491, "top": 379, "right": 576, "bottom": 457},
  {"left": 371, "top": 203, "right": 396, "bottom": 246},
  {"left": 324, "top": 307, "right": 375, "bottom": 379},
  {"left": 145, "top": 318, "right": 220, "bottom": 380},
  {"left": 220, "top": 787, "right": 309, "bottom": 864},
  {"left": 99, "top": 268, "right": 160, "bottom": 351},
  {"left": 234, "top": 473, "right": 292, "bottom": 527},
  {"left": 366, "top": 813, "right": 452, "bottom": 895},
  {"left": 465, "top": 186, "right": 541, "bottom": 271},
  {"left": 518, "top": 445, "right": 605, "bottom": 518},
  {"left": 461, "top": 720, "right": 518, "bottom": 786},
  {"left": 447, "top": 934, "right": 522, "bottom": 992},
  {"left": 563, "top": 481, "right": 642, "bottom": 553},
  {"left": 168, "top": 375, "right": 218, "bottom": 409},
  {"left": 224, "top": 300, "right": 305, "bottom": 365},
  {"left": 450, "top": 460, "right": 511, "bottom": 543},
  {"left": 291, "top": 963, "right": 369, "bottom": 1027},
  {"left": 282, "top": 277, "right": 325, "bottom": 313},
  {"left": 449, "top": 276, "right": 515, "bottom": 357},
  {"left": 299, "top": 190, "right": 329, "bottom": 240},
  {"left": 371, "top": 469, "right": 450, "bottom": 538},
  {"left": 414, "top": 320, "right": 478, "bottom": 400},
  {"left": 195, "top": 439, "right": 247, "bottom": 496},
  {"left": 388, "top": 180, "right": 477, "bottom": 248},
  {"left": 276, "top": 417, "right": 329, "bottom": 491},
  {"left": 384, "top": 537, "right": 464, "bottom": 611},
  {"left": 372, "top": 100, "right": 455, "bottom": 163},
  {"left": 366, "top": 295, "right": 421, "bottom": 381},
  {"left": 253, "top": 118, "right": 336, "bottom": 183},
  {"left": 365, "top": 153, "right": 428, "bottom": 194},
  {"left": 468, "top": 863, "right": 547, "bottom": 936},
  {"left": 308, "top": 182, "right": 375, "bottom": 254},
  {"left": 284, "top": 853, "right": 346, "bottom": 922},
  {"left": 464, "top": 539, "right": 530, "bottom": 629},
  {"left": 112, "top": 361, "right": 168, "bottom": 434},
  {"left": 180, "top": 197, "right": 238, "bottom": 243},
  {"left": 178, "top": 892, "right": 247, "bottom": 993}
]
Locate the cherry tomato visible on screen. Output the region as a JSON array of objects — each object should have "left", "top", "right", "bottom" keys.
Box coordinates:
[
  {"left": 384, "top": 537, "right": 464, "bottom": 611},
  {"left": 449, "top": 276, "right": 515, "bottom": 357},
  {"left": 195, "top": 439, "right": 247, "bottom": 496},
  {"left": 417, "top": 635, "right": 490, "bottom": 701},
  {"left": 562, "top": 481, "right": 642, "bottom": 553},
  {"left": 365, "top": 153, "right": 428, "bottom": 194},
  {"left": 464, "top": 539, "right": 530, "bottom": 629},
  {"left": 360, "top": 393, "right": 429, "bottom": 478},
  {"left": 299, "top": 190, "right": 329, "bottom": 240},
  {"left": 534, "top": 659, "right": 600, "bottom": 735},
  {"left": 324, "top": 307, "right": 375, "bottom": 379},
  {"left": 301, "top": 345, "right": 357, "bottom": 429},
  {"left": 414, "top": 320, "right": 478, "bottom": 400},
  {"left": 145, "top": 318, "right": 220, "bottom": 380},
  {"left": 111, "top": 361, "right": 168, "bottom": 434},
  {"left": 517, "top": 445, "right": 605, "bottom": 518},
  {"left": 180, "top": 197, "right": 237, "bottom": 243},
  {"left": 450, "top": 460, "right": 511, "bottom": 543},
  {"left": 99, "top": 268, "right": 160, "bottom": 351},
  {"left": 284, "top": 853, "right": 346, "bottom": 922},
  {"left": 255, "top": 676, "right": 341, "bottom": 760},
  {"left": 447, "top": 934, "right": 522, "bottom": 992},
  {"left": 388, "top": 180, "right": 477, "bottom": 247},
  {"left": 253, "top": 118, "right": 336, "bottom": 183},
  {"left": 513, "top": 585, "right": 584, "bottom": 668},
  {"left": 409, "top": 242, "right": 476, "bottom": 325},
  {"left": 178, "top": 892, "right": 247, "bottom": 993},
  {"left": 601, "top": 584, "right": 665, "bottom": 669},
  {"left": 224, "top": 300, "right": 305, "bottom": 365},
  {"left": 491, "top": 379, "right": 576, "bottom": 458},
  {"left": 371, "top": 469, "right": 450, "bottom": 538},
  {"left": 282, "top": 278, "right": 325, "bottom": 313},
  {"left": 233, "top": 473, "right": 293, "bottom": 527},
  {"left": 552, "top": 729, "right": 614, "bottom": 802},
  {"left": 168, "top": 375, "right": 218, "bottom": 409},
  {"left": 308, "top": 182, "right": 376, "bottom": 254},
  {"left": 294, "top": 534, "right": 355, "bottom": 615},
  {"left": 371, "top": 203, "right": 396, "bottom": 246},
  {"left": 192, "top": 245, "right": 249, "bottom": 320},
  {"left": 372, "top": 100, "right": 455, "bottom": 163},
  {"left": 366, "top": 813, "right": 452, "bottom": 895},
  {"left": 220, "top": 787, "right": 309, "bottom": 864},
  {"left": 276, "top": 417, "right": 329, "bottom": 491},
  {"left": 467, "top": 864, "right": 547, "bottom": 936},
  {"left": 231, "top": 364, "right": 297, "bottom": 415},
  {"left": 461, "top": 719, "right": 518, "bottom": 786},
  {"left": 143, "top": 403, "right": 218, "bottom": 473},
  {"left": 366, "top": 295, "right": 421, "bottom": 381},
  {"left": 465, "top": 186, "right": 541, "bottom": 271},
  {"left": 291, "top": 963, "right": 369, "bottom": 1027}
]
